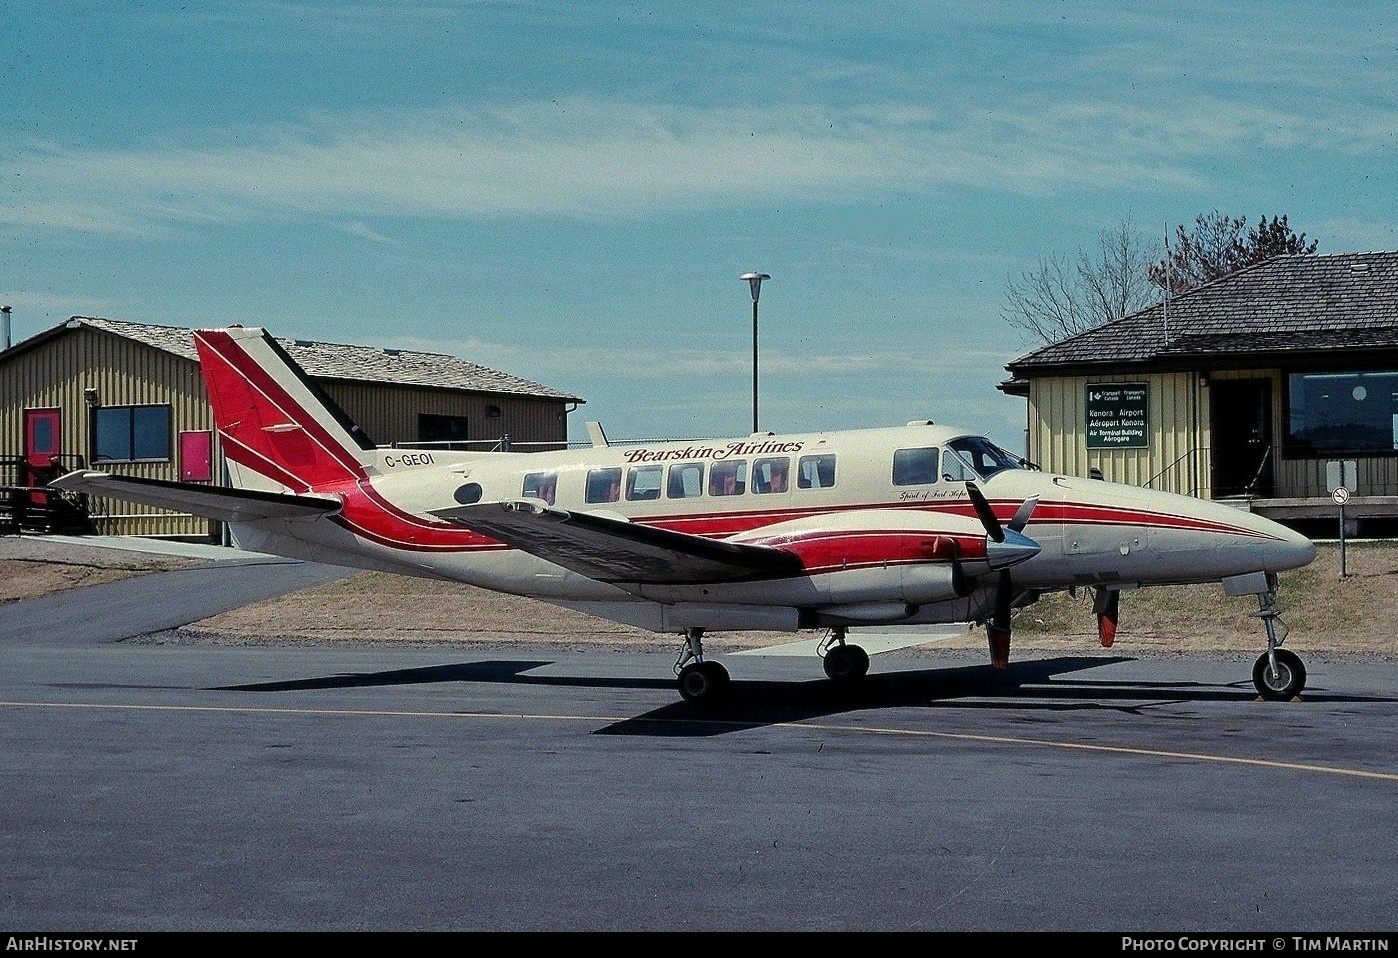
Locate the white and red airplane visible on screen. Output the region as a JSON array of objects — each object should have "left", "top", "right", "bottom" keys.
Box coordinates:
[{"left": 54, "top": 326, "right": 1317, "bottom": 705}]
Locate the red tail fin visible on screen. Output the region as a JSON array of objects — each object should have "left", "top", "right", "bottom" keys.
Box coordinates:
[{"left": 195, "top": 327, "right": 372, "bottom": 493}]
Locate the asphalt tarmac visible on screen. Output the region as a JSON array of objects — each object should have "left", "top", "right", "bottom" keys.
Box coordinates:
[{"left": 3, "top": 545, "right": 1397, "bottom": 935}]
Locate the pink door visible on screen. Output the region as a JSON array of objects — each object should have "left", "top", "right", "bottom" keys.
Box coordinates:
[{"left": 23, "top": 408, "right": 61, "bottom": 505}]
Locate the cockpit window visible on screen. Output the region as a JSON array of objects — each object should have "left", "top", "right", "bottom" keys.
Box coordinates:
[
  {"left": 946, "top": 437, "right": 1025, "bottom": 481},
  {"left": 893, "top": 447, "right": 938, "bottom": 485}
]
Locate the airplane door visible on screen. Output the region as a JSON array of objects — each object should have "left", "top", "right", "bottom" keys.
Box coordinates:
[
  {"left": 23, "top": 407, "right": 62, "bottom": 506},
  {"left": 1210, "top": 380, "right": 1274, "bottom": 498}
]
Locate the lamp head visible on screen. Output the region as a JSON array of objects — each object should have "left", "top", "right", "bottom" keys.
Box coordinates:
[{"left": 739, "top": 272, "right": 771, "bottom": 303}]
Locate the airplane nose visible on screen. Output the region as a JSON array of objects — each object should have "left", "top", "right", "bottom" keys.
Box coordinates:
[
  {"left": 1244, "top": 514, "right": 1317, "bottom": 572},
  {"left": 987, "top": 528, "right": 1041, "bottom": 570},
  {"left": 1274, "top": 523, "right": 1317, "bottom": 571}
]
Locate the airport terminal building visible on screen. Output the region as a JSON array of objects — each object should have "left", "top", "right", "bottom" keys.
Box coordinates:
[
  {"left": 999, "top": 250, "right": 1398, "bottom": 535},
  {"left": 0, "top": 317, "right": 583, "bottom": 538}
]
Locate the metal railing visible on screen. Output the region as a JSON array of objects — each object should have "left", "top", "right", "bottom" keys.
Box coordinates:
[
  {"left": 1144, "top": 448, "right": 1202, "bottom": 497},
  {"left": 0, "top": 455, "right": 93, "bottom": 535}
]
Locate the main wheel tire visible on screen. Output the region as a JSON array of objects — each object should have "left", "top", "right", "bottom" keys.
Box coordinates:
[
  {"left": 1253, "top": 648, "right": 1306, "bottom": 700},
  {"left": 677, "top": 661, "right": 731, "bottom": 705},
  {"left": 823, "top": 644, "right": 870, "bottom": 683}
]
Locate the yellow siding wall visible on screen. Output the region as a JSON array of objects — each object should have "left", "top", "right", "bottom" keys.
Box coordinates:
[
  {"left": 323, "top": 383, "right": 569, "bottom": 451},
  {"left": 1027, "top": 371, "right": 1209, "bottom": 497}
]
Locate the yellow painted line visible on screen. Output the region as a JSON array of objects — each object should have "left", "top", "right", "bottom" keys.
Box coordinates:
[
  {"left": 4, "top": 699, "right": 1397, "bottom": 782},
  {"left": 795, "top": 721, "right": 1398, "bottom": 782}
]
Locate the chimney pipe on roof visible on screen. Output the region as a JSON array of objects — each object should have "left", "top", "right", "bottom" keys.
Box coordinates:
[{"left": 1, "top": 306, "right": 11, "bottom": 351}]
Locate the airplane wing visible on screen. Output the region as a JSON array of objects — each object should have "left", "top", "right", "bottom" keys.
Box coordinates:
[
  {"left": 50, "top": 470, "right": 343, "bottom": 523},
  {"left": 431, "top": 500, "right": 802, "bottom": 585}
]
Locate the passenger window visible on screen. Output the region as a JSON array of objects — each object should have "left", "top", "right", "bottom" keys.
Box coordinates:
[
  {"left": 522, "top": 470, "right": 557, "bottom": 505},
  {"left": 709, "top": 460, "right": 747, "bottom": 496},
  {"left": 893, "top": 448, "right": 939, "bottom": 485},
  {"left": 667, "top": 462, "right": 705, "bottom": 498},
  {"left": 797, "top": 454, "right": 836, "bottom": 489},
  {"left": 586, "top": 467, "right": 622, "bottom": 503},
  {"left": 626, "top": 465, "right": 663, "bottom": 501},
  {"left": 752, "top": 457, "right": 790, "bottom": 494}
]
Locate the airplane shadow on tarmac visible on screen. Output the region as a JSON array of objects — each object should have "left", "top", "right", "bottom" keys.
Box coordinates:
[{"left": 209, "top": 655, "right": 1394, "bottom": 737}]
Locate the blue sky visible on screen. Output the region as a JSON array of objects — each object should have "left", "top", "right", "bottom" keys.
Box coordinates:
[{"left": 3, "top": 1, "right": 1395, "bottom": 450}]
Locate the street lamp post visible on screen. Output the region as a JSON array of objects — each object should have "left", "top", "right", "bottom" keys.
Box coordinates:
[{"left": 740, "top": 272, "right": 770, "bottom": 434}]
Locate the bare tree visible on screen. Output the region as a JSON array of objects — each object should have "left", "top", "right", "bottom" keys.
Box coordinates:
[{"left": 1003, "top": 215, "right": 1158, "bottom": 346}]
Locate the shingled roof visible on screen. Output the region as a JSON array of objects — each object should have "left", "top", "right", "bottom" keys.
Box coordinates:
[
  {"left": 55, "top": 317, "right": 583, "bottom": 402},
  {"left": 1002, "top": 250, "right": 1398, "bottom": 386}
]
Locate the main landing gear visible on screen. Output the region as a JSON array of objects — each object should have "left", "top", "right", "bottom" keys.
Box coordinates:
[
  {"left": 675, "top": 627, "right": 730, "bottom": 704},
  {"left": 819, "top": 626, "right": 870, "bottom": 684},
  {"left": 1250, "top": 578, "right": 1306, "bottom": 701},
  {"left": 672, "top": 625, "right": 872, "bottom": 705}
]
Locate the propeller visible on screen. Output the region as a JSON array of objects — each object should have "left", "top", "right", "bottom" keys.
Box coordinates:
[
  {"left": 965, "top": 482, "right": 1042, "bottom": 669},
  {"left": 967, "top": 480, "right": 1004, "bottom": 542}
]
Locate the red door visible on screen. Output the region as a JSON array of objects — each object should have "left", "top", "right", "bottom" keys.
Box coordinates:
[{"left": 23, "top": 408, "right": 62, "bottom": 505}]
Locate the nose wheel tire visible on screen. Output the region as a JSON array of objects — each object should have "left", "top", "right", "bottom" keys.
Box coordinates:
[
  {"left": 678, "top": 661, "right": 731, "bottom": 705},
  {"left": 822, "top": 644, "right": 870, "bottom": 683},
  {"left": 1252, "top": 648, "right": 1306, "bottom": 700}
]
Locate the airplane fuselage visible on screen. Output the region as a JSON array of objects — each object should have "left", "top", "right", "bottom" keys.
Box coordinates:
[{"left": 227, "top": 421, "right": 1315, "bottom": 633}]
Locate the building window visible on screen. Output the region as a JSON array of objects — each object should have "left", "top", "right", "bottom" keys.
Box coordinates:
[
  {"left": 93, "top": 405, "right": 171, "bottom": 462},
  {"left": 1287, "top": 371, "right": 1398, "bottom": 455},
  {"left": 418, "top": 414, "right": 469, "bottom": 447}
]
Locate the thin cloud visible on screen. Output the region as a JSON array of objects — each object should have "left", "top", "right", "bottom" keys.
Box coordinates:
[
  {"left": 6, "top": 93, "right": 1362, "bottom": 238},
  {"left": 340, "top": 220, "right": 398, "bottom": 244}
]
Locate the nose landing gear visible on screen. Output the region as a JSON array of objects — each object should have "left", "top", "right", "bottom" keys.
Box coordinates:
[{"left": 1249, "top": 576, "right": 1305, "bottom": 701}]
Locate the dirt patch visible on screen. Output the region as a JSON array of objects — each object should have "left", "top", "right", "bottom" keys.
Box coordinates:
[{"left": 0, "top": 537, "right": 199, "bottom": 603}]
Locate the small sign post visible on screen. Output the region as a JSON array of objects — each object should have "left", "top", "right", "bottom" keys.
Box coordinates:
[
  {"left": 1332, "top": 485, "right": 1349, "bottom": 577},
  {"left": 1327, "top": 460, "right": 1356, "bottom": 578}
]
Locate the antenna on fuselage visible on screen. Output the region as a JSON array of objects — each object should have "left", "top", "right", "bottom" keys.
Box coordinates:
[{"left": 585, "top": 421, "right": 610, "bottom": 448}]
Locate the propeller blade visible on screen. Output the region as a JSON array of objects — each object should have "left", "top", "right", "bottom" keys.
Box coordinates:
[
  {"left": 1007, "top": 495, "right": 1039, "bottom": 533},
  {"left": 1093, "top": 586, "right": 1120, "bottom": 648},
  {"left": 965, "top": 481, "right": 1004, "bottom": 542},
  {"left": 947, "top": 539, "right": 972, "bottom": 597},
  {"left": 987, "top": 568, "right": 1013, "bottom": 670},
  {"left": 994, "top": 569, "right": 1013, "bottom": 631}
]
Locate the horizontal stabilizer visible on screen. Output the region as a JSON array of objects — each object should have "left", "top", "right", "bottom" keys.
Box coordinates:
[
  {"left": 50, "top": 470, "right": 342, "bottom": 523},
  {"left": 432, "top": 499, "right": 801, "bottom": 585}
]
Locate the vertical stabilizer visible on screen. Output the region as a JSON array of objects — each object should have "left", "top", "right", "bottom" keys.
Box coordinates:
[{"left": 195, "top": 327, "right": 373, "bottom": 494}]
